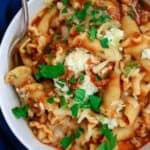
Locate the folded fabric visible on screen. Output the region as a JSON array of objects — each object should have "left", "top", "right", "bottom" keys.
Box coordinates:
[{"left": 0, "top": 0, "right": 21, "bottom": 40}]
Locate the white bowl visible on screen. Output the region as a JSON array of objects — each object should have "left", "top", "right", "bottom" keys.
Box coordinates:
[
  {"left": 0, "top": 0, "right": 53, "bottom": 149},
  {"left": 0, "top": 0, "right": 149, "bottom": 150}
]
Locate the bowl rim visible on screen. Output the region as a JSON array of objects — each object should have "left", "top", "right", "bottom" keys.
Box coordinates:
[{"left": 0, "top": 0, "right": 49, "bottom": 150}]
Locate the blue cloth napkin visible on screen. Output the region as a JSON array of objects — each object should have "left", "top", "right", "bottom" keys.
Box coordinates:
[{"left": 0, "top": 0, "right": 27, "bottom": 149}]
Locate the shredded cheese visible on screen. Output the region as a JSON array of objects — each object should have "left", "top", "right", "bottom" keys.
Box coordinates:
[
  {"left": 65, "top": 48, "right": 91, "bottom": 75},
  {"left": 141, "top": 48, "right": 150, "bottom": 59}
]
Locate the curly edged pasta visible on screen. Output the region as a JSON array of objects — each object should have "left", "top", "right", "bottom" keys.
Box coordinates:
[{"left": 5, "top": 0, "right": 150, "bottom": 150}]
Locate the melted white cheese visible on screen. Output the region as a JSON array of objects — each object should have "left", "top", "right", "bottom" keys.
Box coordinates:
[
  {"left": 141, "top": 48, "right": 150, "bottom": 59},
  {"left": 79, "top": 75, "right": 98, "bottom": 96},
  {"left": 99, "top": 115, "right": 118, "bottom": 129},
  {"left": 54, "top": 79, "right": 69, "bottom": 93},
  {"left": 104, "top": 27, "right": 124, "bottom": 50},
  {"left": 65, "top": 48, "right": 91, "bottom": 75}
]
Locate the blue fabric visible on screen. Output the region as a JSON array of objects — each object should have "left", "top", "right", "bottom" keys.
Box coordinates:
[{"left": 0, "top": 0, "right": 27, "bottom": 149}]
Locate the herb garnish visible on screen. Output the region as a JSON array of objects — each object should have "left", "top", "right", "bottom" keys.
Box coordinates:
[
  {"left": 59, "top": 96, "right": 68, "bottom": 109},
  {"left": 123, "top": 61, "right": 138, "bottom": 76},
  {"left": 89, "top": 95, "right": 102, "bottom": 113},
  {"left": 69, "top": 75, "right": 75, "bottom": 84},
  {"left": 100, "top": 37, "right": 109, "bottom": 48},
  {"left": 61, "top": 0, "right": 69, "bottom": 5},
  {"left": 47, "top": 96, "right": 54, "bottom": 104},
  {"left": 60, "top": 127, "right": 84, "bottom": 149},
  {"left": 35, "top": 63, "right": 65, "bottom": 80},
  {"left": 60, "top": 135, "right": 73, "bottom": 149},
  {"left": 97, "top": 125, "right": 117, "bottom": 150},
  {"left": 71, "top": 103, "right": 79, "bottom": 117},
  {"left": 62, "top": 8, "right": 68, "bottom": 13},
  {"left": 74, "top": 127, "right": 84, "bottom": 139},
  {"left": 88, "top": 26, "right": 97, "bottom": 41},
  {"left": 79, "top": 74, "right": 84, "bottom": 82},
  {"left": 12, "top": 104, "right": 29, "bottom": 119}
]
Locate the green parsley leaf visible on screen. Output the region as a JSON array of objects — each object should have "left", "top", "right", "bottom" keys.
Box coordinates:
[
  {"left": 61, "top": 38, "right": 68, "bottom": 43},
  {"left": 90, "top": 9, "right": 100, "bottom": 16},
  {"left": 60, "top": 135, "right": 73, "bottom": 149},
  {"left": 95, "top": 74, "right": 102, "bottom": 81},
  {"left": 75, "top": 88, "right": 86, "bottom": 102},
  {"left": 61, "top": 0, "right": 69, "bottom": 5},
  {"left": 71, "top": 104, "right": 79, "bottom": 117},
  {"left": 66, "top": 89, "right": 73, "bottom": 95},
  {"left": 66, "top": 25, "right": 71, "bottom": 31},
  {"left": 47, "top": 97, "right": 54, "bottom": 104},
  {"left": 53, "top": 34, "right": 60, "bottom": 41},
  {"left": 37, "top": 63, "right": 65, "bottom": 79},
  {"left": 35, "top": 72, "right": 42, "bottom": 81},
  {"left": 69, "top": 75, "right": 75, "bottom": 84},
  {"left": 97, "top": 142, "right": 107, "bottom": 150},
  {"left": 62, "top": 8, "right": 68, "bottom": 13},
  {"left": 84, "top": 1, "right": 91, "bottom": 10},
  {"left": 88, "top": 26, "right": 97, "bottom": 41},
  {"left": 76, "top": 25, "right": 83, "bottom": 32},
  {"left": 100, "top": 37, "right": 109, "bottom": 48},
  {"left": 56, "top": 80, "right": 65, "bottom": 88},
  {"left": 89, "top": 95, "right": 102, "bottom": 112},
  {"left": 97, "top": 125, "right": 117, "bottom": 150},
  {"left": 59, "top": 96, "right": 68, "bottom": 109},
  {"left": 128, "top": 12, "right": 134, "bottom": 19},
  {"left": 92, "top": 12, "right": 111, "bottom": 25},
  {"left": 75, "top": 127, "right": 84, "bottom": 139},
  {"left": 12, "top": 104, "right": 29, "bottom": 119},
  {"left": 123, "top": 61, "right": 138, "bottom": 76},
  {"left": 75, "top": 2, "right": 91, "bottom": 20},
  {"left": 79, "top": 74, "right": 84, "bottom": 82}
]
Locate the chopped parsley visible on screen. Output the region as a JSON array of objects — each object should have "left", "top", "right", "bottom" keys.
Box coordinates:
[
  {"left": 35, "top": 72, "right": 42, "bottom": 81},
  {"left": 69, "top": 75, "right": 75, "bottom": 84},
  {"left": 62, "top": 8, "right": 68, "bottom": 14},
  {"left": 128, "top": 12, "right": 134, "bottom": 19},
  {"left": 89, "top": 95, "right": 102, "bottom": 113},
  {"left": 75, "top": 88, "right": 86, "bottom": 102},
  {"left": 76, "top": 24, "right": 83, "bottom": 32},
  {"left": 95, "top": 74, "right": 102, "bottom": 81},
  {"left": 52, "top": 34, "right": 60, "bottom": 41},
  {"left": 60, "top": 135, "right": 73, "bottom": 149},
  {"left": 56, "top": 80, "right": 65, "bottom": 88},
  {"left": 71, "top": 104, "right": 79, "bottom": 117},
  {"left": 59, "top": 96, "right": 68, "bottom": 109},
  {"left": 36, "top": 63, "right": 65, "bottom": 80},
  {"left": 88, "top": 26, "right": 97, "bottom": 41},
  {"left": 61, "top": 38, "right": 68, "bottom": 43},
  {"left": 123, "top": 61, "right": 138, "bottom": 76},
  {"left": 60, "top": 127, "right": 84, "bottom": 149},
  {"left": 47, "top": 96, "right": 54, "bottom": 104},
  {"left": 92, "top": 12, "right": 111, "bottom": 26},
  {"left": 100, "top": 37, "right": 109, "bottom": 48},
  {"left": 12, "top": 104, "right": 29, "bottom": 119},
  {"left": 74, "top": 127, "right": 84, "bottom": 139},
  {"left": 75, "top": 2, "right": 91, "bottom": 20},
  {"left": 97, "top": 125, "right": 117, "bottom": 150},
  {"left": 66, "top": 89, "right": 73, "bottom": 95},
  {"left": 61, "top": 0, "right": 69, "bottom": 5},
  {"left": 79, "top": 74, "right": 84, "bottom": 82}
]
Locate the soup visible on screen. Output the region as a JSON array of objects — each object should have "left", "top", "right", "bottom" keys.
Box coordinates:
[{"left": 5, "top": 0, "right": 150, "bottom": 149}]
